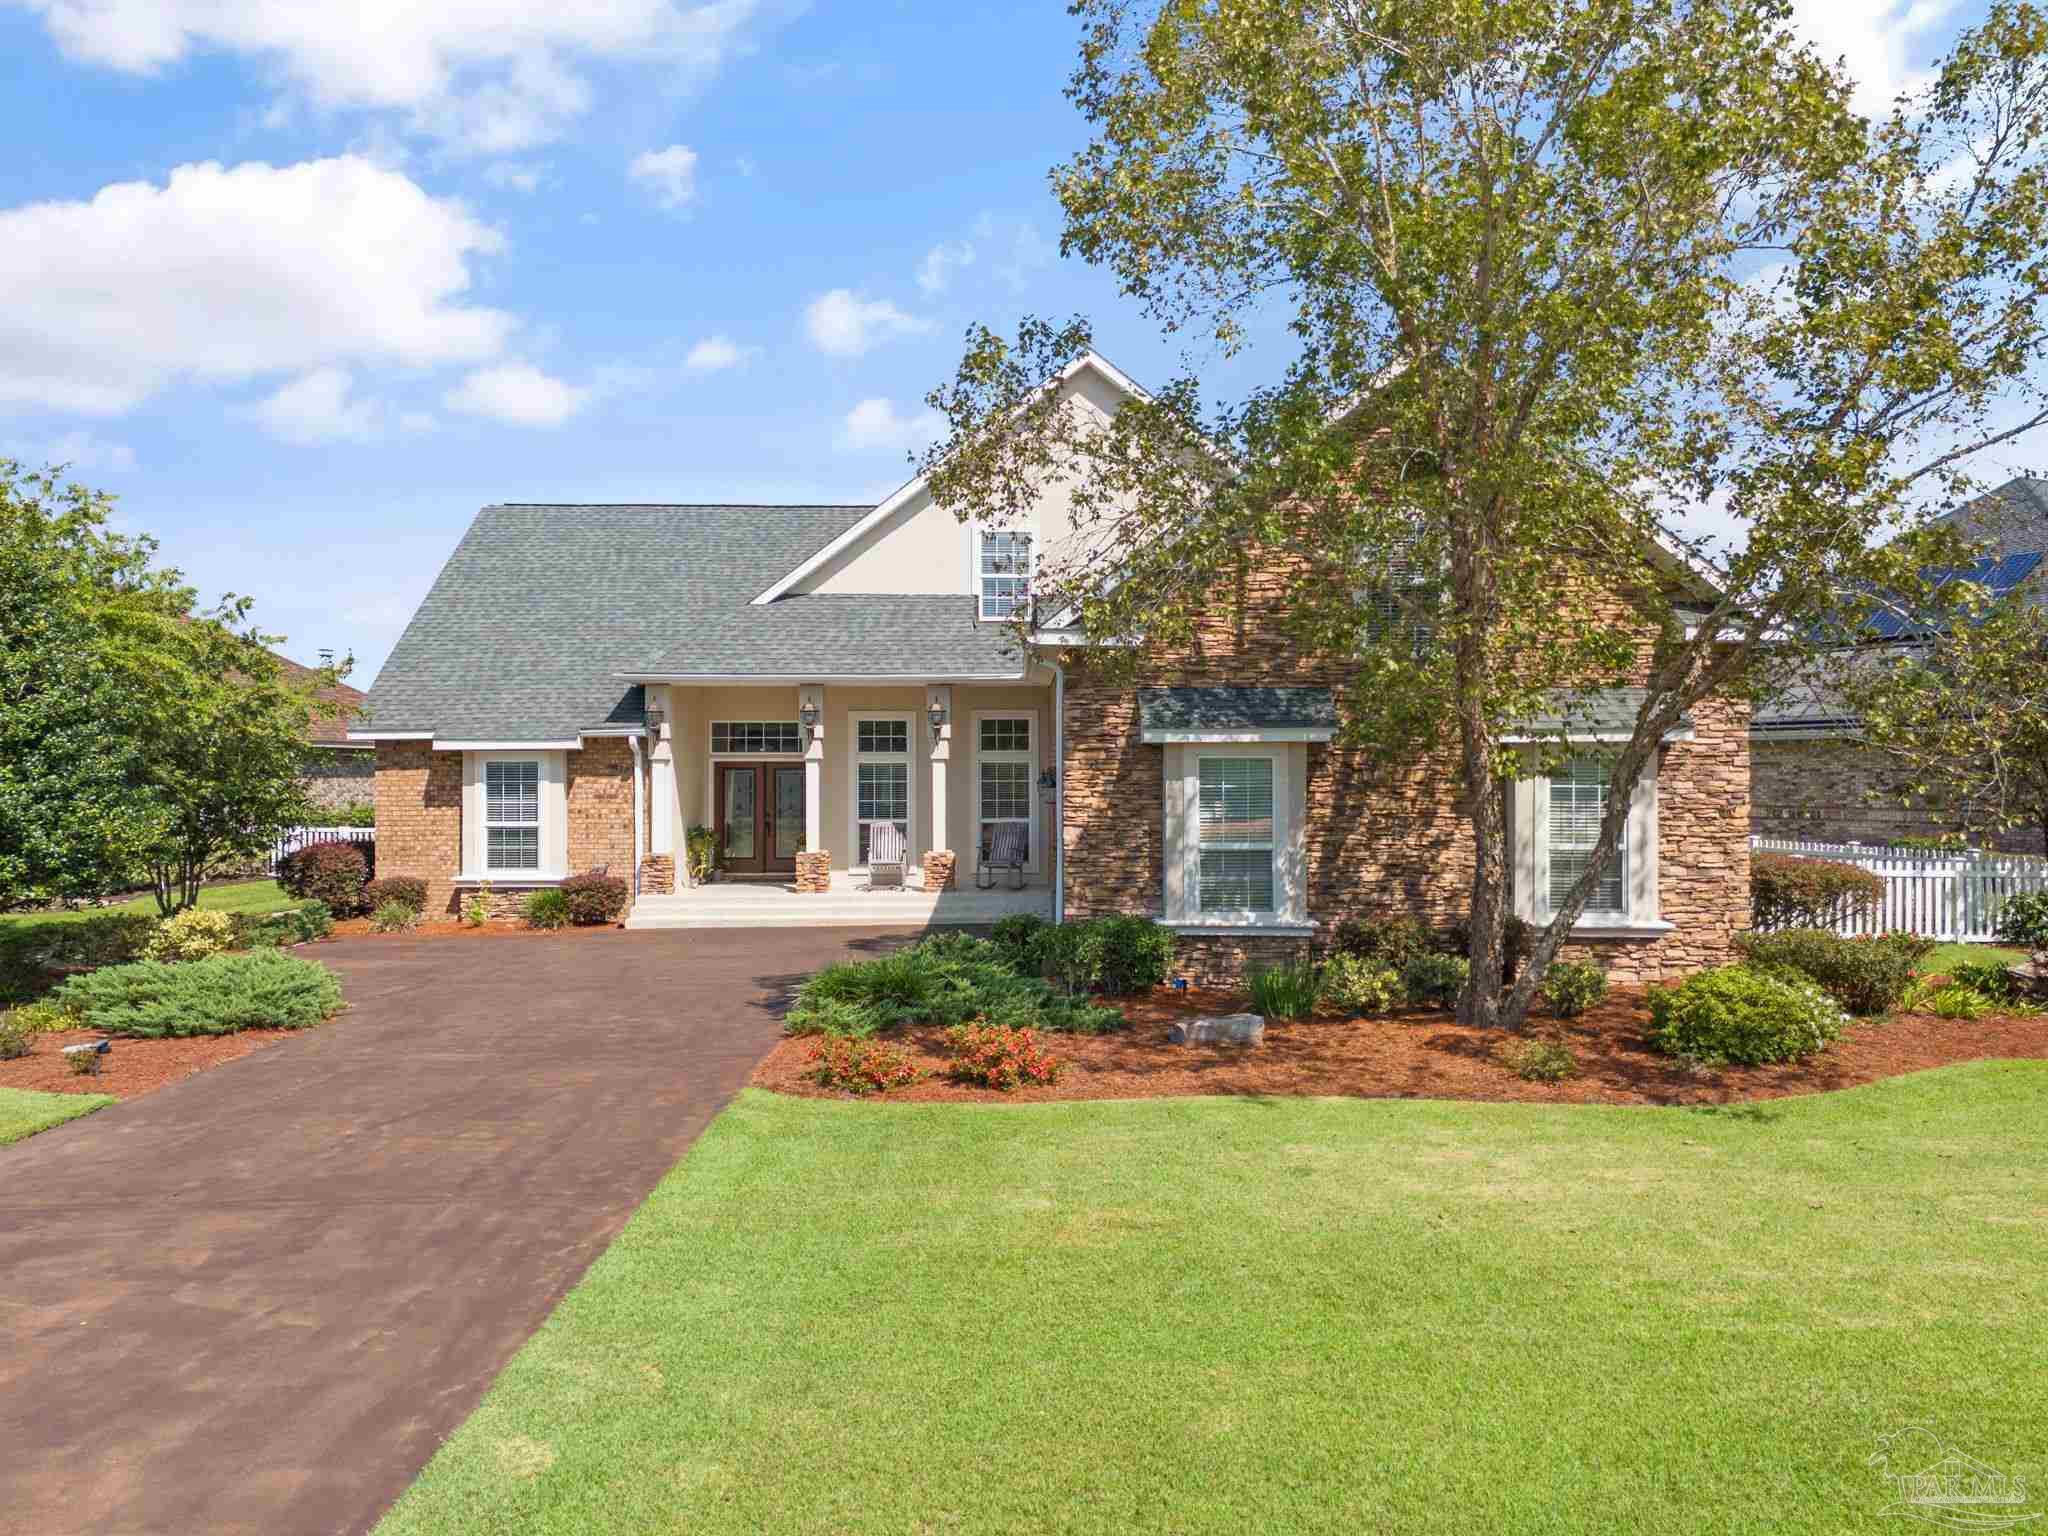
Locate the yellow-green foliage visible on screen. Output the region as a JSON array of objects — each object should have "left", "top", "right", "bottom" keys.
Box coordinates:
[{"left": 142, "top": 908, "right": 237, "bottom": 962}]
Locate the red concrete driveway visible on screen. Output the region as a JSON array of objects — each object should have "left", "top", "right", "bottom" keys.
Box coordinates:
[{"left": 0, "top": 926, "right": 906, "bottom": 1536}]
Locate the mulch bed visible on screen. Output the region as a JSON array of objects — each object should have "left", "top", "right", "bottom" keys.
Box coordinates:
[
  {"left": 752, "top": 985, "right": 2048, "bottom": 1107},
  {"left": 0, "top": 1028, "right": 301, "bottom": 1100}
]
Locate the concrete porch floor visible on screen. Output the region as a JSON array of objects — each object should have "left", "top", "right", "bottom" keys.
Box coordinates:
[{"left": 626, "top": 871, "right": 1054, "bottom": 929}]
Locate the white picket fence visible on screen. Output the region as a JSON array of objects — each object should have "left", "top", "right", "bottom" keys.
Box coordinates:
[
  {"left": 1752, "top": 837, "right": 2048, "bottom": 941},
  {"left": 270, "top": 824, "right": 374, "bottom": 873}
]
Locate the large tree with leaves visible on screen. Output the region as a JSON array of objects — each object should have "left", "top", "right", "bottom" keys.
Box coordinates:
[
  {"left": 920, "top": 0, "right": 2048, "bottom": 1027},
  {"left": 0, "top": 461, "right": 350, "bottom": 914}
]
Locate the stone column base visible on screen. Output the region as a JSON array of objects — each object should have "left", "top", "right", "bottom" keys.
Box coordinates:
[
  {"left": 638, "top": 854, "right": 675, "bottom": 895},
  {"left": 922, "top": 850, "right": 957, "bottom": 891},
  {"left": 794, "top": 851, "right": 832, "bottom": 893}
]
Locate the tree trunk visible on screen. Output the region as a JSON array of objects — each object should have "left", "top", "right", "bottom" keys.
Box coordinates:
[{"left": 1460, "top": 781, "right": 1512, "bottom": 1027}]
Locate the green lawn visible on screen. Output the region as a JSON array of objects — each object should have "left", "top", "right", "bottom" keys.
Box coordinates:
[
  {"left": 378, "top": 1069, "right": 2048, "bottom": 1535},
  {"left": 1921, "top": 941, "right": 2027, "bottom": 975},
  {"left": 0, "top": 1085, "right": 112, "bottom": 1145},
  {"left": 0, "top": 880, "right": 292, "bottom": 929}
]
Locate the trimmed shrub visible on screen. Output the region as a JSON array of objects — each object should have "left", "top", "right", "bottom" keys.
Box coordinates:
[
  {"left": 522, "top": 889, "right": 570, "bottom": 930},
  {"left": 1541, "top": 960, "right": 1608, "bottom": 1019},
  {"left": 1647, "top": 965, "right": 1845, "bottom": 1066},
  {"left": 295, "top": 901, "right": 334, "bottom": 941},
  {"left": 783, "top": 997, "right": 886, "bottom": 1039},
  {"left": 1331, "top": 915, "right": 1434, "bottom": 972},
  {"left": 1507, "top": 1039, "right": 1576, "bottom": 1081},
  {"left": 0, "top": 1013, "right": 33, "bottom": 1059},
  {"left": 1402, "top": 951, "right": 1470, "bottom": 1008},
  {"left": 278, "top": 842, "right": 371, "bottom": 915},
  {"left": 1034, "top": 921, "right": 1107, "bottom": 995},
  {"left": 462, "top": 890, "right": 491, "bottom": 928},
  {"left": 52, "top": 951, "right": 345, "bottom": 1038},
  {"left": 795, "top": 935, "right": 1122, "bottom": 1037},
  {"left": 362, "top": 877, "right": 428, "bottom": 915},
  {"left": 1951, "top": 958, "right": 2025, "bottom": 1004},
  {"left": 1320, "top": 954, "right": 1403, "bottom": 1016},
  {"left": 370, "top": 900, "right": 419, "bottom": 933},
  {"left": 1089, "top": 915, "right": 1175, "bottom": 994},
  {"left": 991, "top": 913, "right": 1049, "bottom": 971},
  {"left": 1750, "top": 853, "right": 1884, "bottom": 932},
  {"left": 1994, "top": 890, "right": 2048, "bottom": 948},
  {"left": 142, "top": 909, "right": 238, "bottom": 963},
  {"left": 1733, "top": 928, "right": 1930, "bottom": 1015},
  {"left": 1248, "top": 962, "right": 1320, "bottom": 1020},
  {"left": 806, "top": 1036, "right": 922, "bottom": 1095},
  {"left": 240, "top": 901, "right": 335, "bottom": 949},
  {"left": 945, "top": 1023, "right": 1064, "bottom": 1091},
  {"left": 561, "top": 871, "right": 630, "bottom": 925},
  {"left": 5, "top": 1000, "right": 77, "bottom": 1033},
  {"left": 1448, "top": 914, "right": 1534, "bottom": 981}
]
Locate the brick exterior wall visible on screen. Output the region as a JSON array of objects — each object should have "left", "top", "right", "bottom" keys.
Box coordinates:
[
  {"left": 1752, "top": 735, "right": 2046, "bottom": 854},
  {"left": 375, "top": 737, "right": 648, "bottom": 919},
  {"left": 1062, "top": 563, "right": 1752, "bottom": 988}
]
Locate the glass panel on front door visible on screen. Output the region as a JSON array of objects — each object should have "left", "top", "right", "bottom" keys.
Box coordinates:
[
  {"left": 724, "top": 769, "right": 757, "bottom": 863},
  {"left": 773, "top": 767, "right": 805, "bottom": 862}
]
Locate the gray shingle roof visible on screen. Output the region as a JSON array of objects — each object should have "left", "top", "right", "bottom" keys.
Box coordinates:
[
  {"left": 1137, "top": 686, "right": 1338, "bottom": 739},
  {"left": 638, "top": 593, "right": 1027, "bottom": 679},
  {"left": 1507, "top": 687, "right": 1694, "bottom": 741},
  {"left": 366, "top": 502, "right": 935, "bottom": 742}
]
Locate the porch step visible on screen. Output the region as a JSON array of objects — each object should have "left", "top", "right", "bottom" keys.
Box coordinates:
[{"left": 624, "top": 888, "right": 1050, "bottom": 930}]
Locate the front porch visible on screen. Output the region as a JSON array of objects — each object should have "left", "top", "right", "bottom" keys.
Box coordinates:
[{"left": 625, "top": 871, "right": 1054, "bottom": 929}]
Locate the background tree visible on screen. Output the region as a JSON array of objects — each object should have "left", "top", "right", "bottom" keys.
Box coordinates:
[
  {"left": 0, "top": 460, "right": 349, "bottom": 914},
  {"left": 920, "top": 0, "right": 2048, "bottom": 1027},
  {"left": 1839, "top": 577, "right": 2048, "bottom": 852}
]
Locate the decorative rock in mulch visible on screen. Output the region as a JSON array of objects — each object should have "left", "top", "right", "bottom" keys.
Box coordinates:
[{"left": 1168, "top": 1013, "right": 1265, "bottom": 1046}]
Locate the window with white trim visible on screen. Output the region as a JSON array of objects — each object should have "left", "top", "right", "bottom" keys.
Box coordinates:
[
  {"left": 978, "top": 530, "right": 1032, "bottom": 620},
  {"left": 977, "top": 716, "right": 1033, "bottom": 866},
  {"left": 1196, "top": 756, "right": 1275, "bottom": 912},
  {"left": 1362, "top": 535, "right": 1440, "bottom": 657},
  {"left": 711, "top": 721, "right": 801, "bottom": 754},
  {"left": 1548, "top": 757, "right": 1624, "bottom": 912},
  {"left": 852, "top": 716, "right": 911, "bottom": 866},
  {"left": 484, "top": 760, "right": 540, "bottom": 872}
]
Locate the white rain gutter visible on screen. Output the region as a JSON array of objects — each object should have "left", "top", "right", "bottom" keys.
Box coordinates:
[
  {"left": 629, "top": 733, "right": 645, "bottom": 901},
  {"left": 1053, "top": 662, "right": 1065, "bottom": 925}
]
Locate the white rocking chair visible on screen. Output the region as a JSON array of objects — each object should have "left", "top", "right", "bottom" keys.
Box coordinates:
[{"left": 865, "top": 821, "right": 907, "bottom": 890}]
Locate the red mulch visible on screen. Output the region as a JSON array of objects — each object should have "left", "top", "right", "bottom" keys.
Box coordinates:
[
  {"left": 0, "top": 1027, "right": 300, "bottom": 1100},
  {"left": 752, "top": 985, "right": 2048, "bottom": 1107}
]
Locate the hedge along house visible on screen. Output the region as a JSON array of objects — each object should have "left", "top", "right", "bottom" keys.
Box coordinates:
[{"left": 360, "top": 352, "right": 1752, "bottom": 980}]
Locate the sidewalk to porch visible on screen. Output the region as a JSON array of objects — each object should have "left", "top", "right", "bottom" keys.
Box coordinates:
[{"left": 625, "top": 872, "right": 1054, "bottom": 929}]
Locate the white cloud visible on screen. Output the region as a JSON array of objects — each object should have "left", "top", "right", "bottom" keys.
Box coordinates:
[
  {"left": 629, "top": 144, "right": 699, "bottom": 210},
  {"left": 684, "top": 335, "right": 748, "bottom": 372},
  {"left": 0, "top": 156, "right": 511, "bottom": 416},
  {"left": 917, "top": 239, "right": 975, "bottom": 295},
  {"left": 2, "top": 429, "right": 135, "bottom": 474},
  {"left": 838, "top": 396, "right": 942, "bottom": 454},
  {"left": 244, "top": 367, "right": 384, "bottom": 443},
  {"left": 1790, "top": 0, "right": 1959, "bottom": 118},
  {"left": 803, "top": 289, "right": 931, "bottom": 358},
  {"left": 483, "top": 160, "right": 545, "bottom": 193},
  {"left": 13, "top": 0, "right": 766, "bottom": 152},
  {"left": 443, "top": 362, "right": 589, "bottom": 427}
]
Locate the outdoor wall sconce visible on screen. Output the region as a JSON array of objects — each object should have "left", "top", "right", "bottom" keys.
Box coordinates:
[
  {"left": 641, "top": 704, "right": 666, "bottom": 736},
  {"left": 927, "top": 700, "right": 949, "bottom": 735},
  {"left": 799, "top": 700, "right": 821, "bottom": 744}
]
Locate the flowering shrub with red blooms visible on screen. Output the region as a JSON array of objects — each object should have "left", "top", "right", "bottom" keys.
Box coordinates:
[
  {"left": 805, "top": 1035, "right": 923, "bottom": 1096},
  {"left": 944, "top": 1023, "right": 1064, "bottom": 1091}
]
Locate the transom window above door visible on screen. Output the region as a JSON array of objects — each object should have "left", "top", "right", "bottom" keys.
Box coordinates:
[{"left": 711, "top": 721, "right": 802, "bottom": 754}]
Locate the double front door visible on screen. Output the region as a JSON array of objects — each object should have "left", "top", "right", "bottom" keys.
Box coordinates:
[{"left": 716, "top": 763, "right": 806, "bottom": 875}]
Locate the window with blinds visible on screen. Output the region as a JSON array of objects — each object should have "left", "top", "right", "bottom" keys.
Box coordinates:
[
  {"left": 484, "top": 760, "right": 540, "bottom": 871},
  {"left": 977, "top": 715, "right": 1033, "bottom": 863},
  {"left": 1197, "top": 756, "right": 1275, "bottom": 912},
  {"left": 979, "top": 531, "right": 1032, "bottom": 619},
  {"left": 1548, "top": 757, "right": 1623, "bottom": 912}
]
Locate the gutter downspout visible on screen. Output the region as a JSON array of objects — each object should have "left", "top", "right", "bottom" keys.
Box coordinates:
[
  {"left": 1053, "top": 661, "right": 1064, "bottom": 925},
  {"left": 629, "top": 733, "right": 645, "bottom": 902}
]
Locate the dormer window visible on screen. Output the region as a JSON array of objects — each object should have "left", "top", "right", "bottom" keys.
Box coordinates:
[{"left": 978, "top": 530, "right": 1033, "bottom": 620}]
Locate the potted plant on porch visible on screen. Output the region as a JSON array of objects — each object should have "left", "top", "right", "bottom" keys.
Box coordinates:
[{"left": 686, "top": 825, "right": 720, "bottom": 885}]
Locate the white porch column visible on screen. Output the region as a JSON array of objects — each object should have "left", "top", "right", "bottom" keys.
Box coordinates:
[
  {"left": 800, "top": 683, "right": 826, "bottom": 855},
  {"left": 649, "top": 684, "right": 676, "bottom": 858},
  {"left": 927, "top": 684, "right": 953, "bottom": 875}
]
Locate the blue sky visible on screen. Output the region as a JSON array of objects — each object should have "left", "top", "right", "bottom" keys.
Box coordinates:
[{"left": 0, "top": 0, "right": 1998, "bottom": 686}]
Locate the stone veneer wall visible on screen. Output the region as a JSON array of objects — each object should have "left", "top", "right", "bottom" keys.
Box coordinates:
[
  {"left": 1061, "top": 562, "right": 1752, "bottom": 987},
  {"left": 301, "top": 748, "right": 375, "bottom": 813},
  {"left": 1751, "top": 735, "right": 2046, "bottom": 855},
  {"left": 375, "top": 736, "right": 647, "bottom": 917}
]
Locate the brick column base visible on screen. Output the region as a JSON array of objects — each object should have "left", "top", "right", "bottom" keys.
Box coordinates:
[
  {"left": 794, "top": 851, "right": 832, "bottom": 893},
  {"left": 922, "top": 850, "right": 957, "bottom": 891},
  {"left": 639, "top": 854, "right": 675, "bottom": 895}
]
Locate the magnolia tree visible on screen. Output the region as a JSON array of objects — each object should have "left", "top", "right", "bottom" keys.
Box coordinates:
[{"left": 918, "top": 0, "right": 2048, "bottom": 1028}]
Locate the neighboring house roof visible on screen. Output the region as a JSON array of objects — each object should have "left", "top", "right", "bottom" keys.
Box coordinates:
[
  {"left": 1940, "top": 475, "right": 2048, "bottom": 559},
  {"left": 365, "top": 503, "right": 888, "bottom": 743},
  {"left": 272, "top": 652, "right": 367, "bottom": 747},
  {"left": 1864, "top": 550, "right": 2045, "bottom": 640},
  {"left": 1503, "top": 687, "right": 1695, "bottom": 743},
  {"left": 1138, "top": 686, "right": 1339, "bottom": 742}
]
